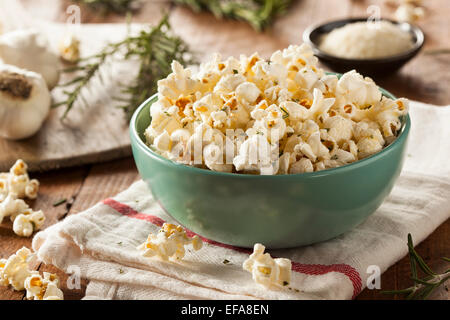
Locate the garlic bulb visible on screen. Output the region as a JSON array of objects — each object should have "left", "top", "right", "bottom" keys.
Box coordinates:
[
  {"left": 0, "top": 64, "right": 51, "bottom": 140},
  {"left": 0, "top": 29, "right": 60, "bottom": 89}
]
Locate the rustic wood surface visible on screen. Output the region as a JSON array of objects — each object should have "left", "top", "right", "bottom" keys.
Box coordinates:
[
  {"left": 0, "top": 0, "right": 448, "bottom": 300},
  {"left": 0, "top": 4, "right": 167, "bottom": 172}
]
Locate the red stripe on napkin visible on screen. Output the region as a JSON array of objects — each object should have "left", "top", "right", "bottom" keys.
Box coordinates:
[{"left": 103, "top": 198, "right": 362, "bottom": 299}]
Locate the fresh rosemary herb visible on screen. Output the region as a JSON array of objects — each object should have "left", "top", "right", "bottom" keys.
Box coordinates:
[
  {"left": 53, "top": 199, "right": 67, "bottom": 207},
  {"left": 280, "top": 106, "right": 289, "bottom": 119},
  {"left": 72, "top": 0, "right": 142, "bottom": 14},
  {"left": 54, "top": 15, "right": 194, "bottom": 121},
  {"left": 382, "top": 234, "right": 450, "bottom": 300},
  {"left": 173, "top": 0, "right": 293, "bottom": 31}
]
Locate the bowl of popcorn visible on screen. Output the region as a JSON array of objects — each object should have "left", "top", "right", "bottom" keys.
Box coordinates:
[{"left": 130, "top": 44, "right": 410, "bottom": 249}]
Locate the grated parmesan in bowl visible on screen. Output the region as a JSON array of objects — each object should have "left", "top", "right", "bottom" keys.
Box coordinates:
[{"left": 319, "top": 21, "right": 415, "bottom": 59}]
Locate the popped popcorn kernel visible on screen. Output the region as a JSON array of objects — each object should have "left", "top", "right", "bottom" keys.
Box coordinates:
[
  {"left": 13, "top": 209, "right": 45, "bottom": 237},
  {"left": 243, "top": 243, "right": 292, "bottom": 289},
  {"left": 58, "top": 33, "right": 80, "bottom": 63},
  {"left": 0, "top": 247, "right": 33, "bottom": 291},
  {"left": 25, "top": 272, "right": 64, "bottom": 300},
  {"left": 137, "top": 223, "right": 203, "bottom": 261}
]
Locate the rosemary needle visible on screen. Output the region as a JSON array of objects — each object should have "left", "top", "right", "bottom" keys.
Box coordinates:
[
  {"left": 382, "top": 233, "right": 450, "bottom": 300},
  {"left": 54, "top": 15, "right": 194, "bottom": 121},
  {"left": 53, "top": 199, "right": 67, "bottom": 207}
]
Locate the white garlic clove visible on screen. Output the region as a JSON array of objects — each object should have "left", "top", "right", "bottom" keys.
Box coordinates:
[
  {"left": 0, "top": 29, "right": 60, "bottom": 89},
  {"left": 0, "top": 64, "right": 51, "bottom": 140}
]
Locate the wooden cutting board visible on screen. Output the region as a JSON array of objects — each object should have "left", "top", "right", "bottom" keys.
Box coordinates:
[{"left": 0, "top": 23, "right": 143, "bottom": 172}]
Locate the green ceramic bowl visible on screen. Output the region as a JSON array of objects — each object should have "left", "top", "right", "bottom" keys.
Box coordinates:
[{"left": 130, "top": 88, "right": 410, "bottom": 249}]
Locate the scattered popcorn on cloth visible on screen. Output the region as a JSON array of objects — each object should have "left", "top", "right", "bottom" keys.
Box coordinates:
[
  {"left": 243, "top": 244, "right": 292, "bottom": 288},
  {"left": 31, "top": 101, "right": 450, "bottom": 300},
  {"left": 137, "top": 223, "right": 203, "bottom": 261}
]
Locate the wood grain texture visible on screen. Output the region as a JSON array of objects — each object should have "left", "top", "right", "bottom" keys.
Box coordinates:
[
  {"left": 0, "top": 1, "right": 170, "bottom": 172},
  {"left": 0, "top": 0, "right": 448, "bottom": 300},
  {"left": 0, "top": 166, "right": 88, "bottom": 300},
  {"left": 357, "top": 219, "right": 450, "bottom": 300},
  {"left": 35, "top": 158, "right": 139, "bottom": 300},
  {"left": 0, "top": 22, "right": 145, "bottom": 172}
]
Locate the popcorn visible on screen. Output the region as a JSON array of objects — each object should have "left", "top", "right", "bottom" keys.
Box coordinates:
[
  {"left": 0, "top": 193, "right": 28, "bottom": 224},
  {"left": 146, "top": 44, "right": 409, "bottom": 175},
  {"left": 0, "top": 259, "right": 9, "bottom": 286},
  {"left": 10, "top": 159, "right": 27, "bottom": 176},
  {"left": 13, "top": 209, "right": 45, "bottom": 237},
  {"left": 0, "top": 247, "right": 33, "bottom": 291},
  {"left": 235, "top": 82, "right": 261, "bottom": 104},
  {"left": 157, "top": 61, "right": 198, "bottom": 100},
  {"left": 203, "top": 142, "right": 233, "bottom": 173},
  {"left": 25, "top": 179, "right": 39, "bottom": 199},
  {"left": 137, "top": 223, "right": 203, "bottom": 261},
  {"left": 336, "top": 70, "right": 381, "bottom": 108},
  {"left": 323, "top": 116, "right": 354, "bottom": 144},
  {"left": 1, "top": 159, "right": 40, "bottom": 199},
  {"left": 58, "top": 33, "right": 80, "bottom": 63},
  {"left": 233, "top": 134, "right": 278, "bottom": 175},
  {"left": 153, "top": 131, "right": 171, "bottom": 152},
  {"left": 243, "top": 244, "right": 292, "bottom": 288},
  {"left": 214, "top": 74, "right": 245, "bottom": 95},
  {"left": 24, "top": 272, "right": 64, "bottom": 300},
  {"left": 357, "top": 137, "right": 383, "bottom": 159},
  {"left": 337, "top": 146, "right": 357, "bottom": 161},
  {"left": 0, "top": 159, "right": 45, "bottom": 237},
  {"left": 289, "top": 158, "right": 314, "bottom": 174},
  {"left": 395, "top": 3, "right": 425, "bottom": 23},
  {"left": 0, "top": 178, "right": 8, "bottom": 202}
]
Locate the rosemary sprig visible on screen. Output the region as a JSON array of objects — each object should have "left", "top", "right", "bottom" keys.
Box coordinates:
[
  {"left": 54, "top": 15, "right": 194, "bottom": 121},
  {"left": 382, "top": 233, "right": 450, "bottom": 300},
  {"left": 72, "top": 0, "right": 142, "bottom": 14},
  {"left": 174, "top": 0, "right": 293, "bottom": 31}
]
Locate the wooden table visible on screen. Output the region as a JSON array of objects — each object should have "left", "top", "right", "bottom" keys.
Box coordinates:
[{"left": 1, "top": 0, "right": 448, "bottom": 300}]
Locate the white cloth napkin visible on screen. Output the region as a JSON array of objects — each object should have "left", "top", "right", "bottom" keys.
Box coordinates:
[{"left": 32, "top": 101, "right": 450, "bottom": 300}]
